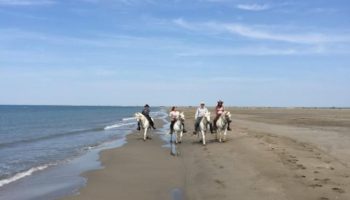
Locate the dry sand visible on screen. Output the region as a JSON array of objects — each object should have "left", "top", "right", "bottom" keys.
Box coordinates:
[{"left": 64, "top": 108, "right": 350, "bottom": 200}]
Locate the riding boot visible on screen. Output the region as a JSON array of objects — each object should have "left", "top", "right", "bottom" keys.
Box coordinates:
[
  {"left": 210, "top": 123, "right": 214, "bottom": 134},
  {"left": 182, "top": 123, "right": 187, "bottom": 133},
  {"left": 151, "top": 121, "right": 156, "bottom": 129},
  {"left": 227, "top": 121, "right": 232, "bottom": 131},
  {"left": 137, "top": 122, "right": 141, "bottom": 131},
  {"left": 193, "top": 125, "right": 198, "bottom": 134},
  {"left": 170, "top": 121, "right": 175, "bottom": 134}
]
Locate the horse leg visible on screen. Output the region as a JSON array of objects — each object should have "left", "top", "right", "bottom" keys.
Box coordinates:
[
  {"left": 143, "top": 128, "right": 148, "bottom": 141},
  {"left": 218, "top": 130, "right": 222, "bottom": 143},
  {"left": 197, "top": 126, "right": 200, "bottom": 139},
  {"left": 180, "top": 130, "right": 183, "bottom": 143},
  {"left": 201, "top": 130, "right": 206, "bottom": 145},
  {"left": 175, "top": 131, "right": 178, "bottom": 144},
  {"left": 223, "top": 128, "right": 227, "bottom": 142}
]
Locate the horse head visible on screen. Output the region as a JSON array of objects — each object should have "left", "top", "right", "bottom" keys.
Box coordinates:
[
  {"left": 204, "top": 112, "right": 211, "bottom": 122},
  {"left": 134, "top": 112, "right": 142, "bottom": 121},
  {"left": 224, "top": 111, "right": 232, "bottom": 122},
  {"left": 179, "top": 112, "right": 185, "bottom": 121}
]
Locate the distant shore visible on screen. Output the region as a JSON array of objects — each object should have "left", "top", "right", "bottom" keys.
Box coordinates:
[{"left": 63, "top": 107, "right": 350, "bottom": 200}]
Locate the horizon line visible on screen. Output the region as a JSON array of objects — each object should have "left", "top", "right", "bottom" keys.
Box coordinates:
[{"left": 1, "top": 104, "right": 349, "bottom": 109}]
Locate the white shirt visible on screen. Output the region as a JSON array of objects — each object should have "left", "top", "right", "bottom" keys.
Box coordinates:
[
  {"left": 169, "top": 111, "right": 179, "bottom": 121},
  {"left": 195, "top": 107, "right": 208, "bottom": 119}
]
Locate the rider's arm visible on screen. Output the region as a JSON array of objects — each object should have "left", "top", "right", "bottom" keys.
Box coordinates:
[
  {"left": 142, "top": 108, "right": 149, "bottom": 116},
  {"left": 195, "top": 108, "right": 199, "bottom": 119}
]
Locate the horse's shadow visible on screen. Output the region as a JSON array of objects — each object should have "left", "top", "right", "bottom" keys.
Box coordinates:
[
  {"left": 169, "top": 135, "right": 180, "bottom": 156},
  {"left": 191, "top": 137, "right": 231, "bottom": 145},
  {"left": 135, "top": 135, "right": 153, "bottom": 141}
]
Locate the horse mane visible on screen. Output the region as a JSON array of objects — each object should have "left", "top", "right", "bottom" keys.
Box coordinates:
[
  {"left": 201, "top": 112, "right": 210, "bottom": 123},
  {"left": 135, "top": 112, "right": 145, "bottom": 119}
]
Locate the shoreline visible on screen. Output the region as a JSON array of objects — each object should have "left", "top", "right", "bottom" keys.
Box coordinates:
[
  {"left": 63, "top": 118, "right": 187, "bottom": 200},
  {"left": 0, "top": 109, "right": 166, "bottom": 200},
  {"left": 0, "top": 131, "right": 129, "bottom": 200}
]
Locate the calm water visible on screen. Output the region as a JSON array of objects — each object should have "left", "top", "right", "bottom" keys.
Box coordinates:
[{"left": 0, "top": 105, "right": 162, "bottom": 188}]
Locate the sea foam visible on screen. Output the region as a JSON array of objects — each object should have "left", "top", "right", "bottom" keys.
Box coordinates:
[
  {"left": 104, "top": 122, "right": 135, "bottom": 130},
  {"left": 0, "top": 164, "right": 52, "bottom": 187}
]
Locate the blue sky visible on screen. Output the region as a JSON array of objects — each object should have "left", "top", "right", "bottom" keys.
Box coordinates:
[{"left": 0, "top": 0, "right": 349, "bottom": 106}]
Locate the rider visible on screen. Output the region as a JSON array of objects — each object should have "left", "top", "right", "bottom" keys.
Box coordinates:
[
  {"left": 212, "top": 100, "right": 231, "bottom": 132},
  {"left": 169, "top": 106, "right": 187, "bottom": 134},
  {"left": 137, "top": 104, "right": 156, "bottom": 130},
  {"left": 193, "top": 101, "right": 209, "bottom": 134}
]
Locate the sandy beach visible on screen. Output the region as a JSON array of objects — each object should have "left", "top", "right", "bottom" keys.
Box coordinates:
[{"left": 63, "top": 108, "right": 350, "bottom": 200}]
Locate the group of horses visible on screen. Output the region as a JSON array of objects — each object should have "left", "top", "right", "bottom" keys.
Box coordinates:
[{"left": 134, "top": 111, "right": 232, "bottom": 145}]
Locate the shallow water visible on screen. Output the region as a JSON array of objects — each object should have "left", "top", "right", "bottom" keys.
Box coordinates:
[
  {"left": 0, "top": 105, "right": 166, "bottom": 199},
  {"left": 171, "top": 188, "right": 185, "bottom": 200}
]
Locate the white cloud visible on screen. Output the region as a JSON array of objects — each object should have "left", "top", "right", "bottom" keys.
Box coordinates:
[
  {"left": 222, "top": 24, "right": 329, "bottom": 44},
  {"left": 0, "top": 0, "right": 55, "bottom": 6},
  {"left": 173, "top": 19, "right": 350, "bottom": 45},
  {"left": 237, "top": 3, "right": 270, "bottom": 11},
  {"left": 173, "top": 18, "right": 195, "bottom": 30},
  {"left": 80, "top": 0, "right": 156, "bottom": 5},
  {"left": 175, "top": 46, "right": 325, "bottom": 57}
]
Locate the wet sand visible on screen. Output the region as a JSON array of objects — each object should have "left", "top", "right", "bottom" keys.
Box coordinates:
[{"left": 63, "top": 108, "right": 350, "bottom": 200}]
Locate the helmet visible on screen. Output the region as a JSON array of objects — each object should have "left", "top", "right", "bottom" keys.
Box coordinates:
[
  {"left": 217, "top": 100, "right": 223, "bottom": 103},
  {"left": 200, "top": 101, "right": 205, "bottom": 105},
  {"left": 144, "top": 104, "right": 149, "bottom": 107}
]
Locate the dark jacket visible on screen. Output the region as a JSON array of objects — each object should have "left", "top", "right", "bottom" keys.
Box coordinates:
[{"left": 142, "top": 108, "right": 150, "bottom": 116}]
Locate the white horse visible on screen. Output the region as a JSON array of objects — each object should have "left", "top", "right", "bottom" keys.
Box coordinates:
[
  {"left": 135, "top": 112, "right": 152, "bottom": 141},
  {"left": 172, "top": 112, "right": 185, "bottom": 144},
  {"left": 197, "top": 112, "right": 211, "bottom": 145},
  {"left": 215, "top": 111, "right": 232, "bottom": 143}
]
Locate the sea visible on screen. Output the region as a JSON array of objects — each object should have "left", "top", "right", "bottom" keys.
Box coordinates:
[{"left": 0, "top": 105, "right": 167, "bottom": 200}]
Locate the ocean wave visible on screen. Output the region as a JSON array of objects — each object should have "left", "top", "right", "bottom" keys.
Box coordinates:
[
  {"left": 0, "top": 164, "right": 53, "bottom": 188},
  {"left": 0, "top": 127, "right": 104, "bottom": 149},
  {"left": 122, "top": 117, "right": 136, "bottom": 121},
  {"left": 104, "top": 122, "right": 135, "bottom": 130},
  {"left": 0, "top": 112, "right": 165, "bottom": 149},
  {"left": 151, "top": 111, "right": 167, "bottom": 117}
]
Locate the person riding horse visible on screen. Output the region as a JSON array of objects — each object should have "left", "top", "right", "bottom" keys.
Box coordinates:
[
  {"left": 193, "top": 101, "right": 209, "bottom": 134},
  {"left": 212, "top": 100, "right": 231, "bottom": 132},
  {"left": 169, "top": 106, "right": 187, "bottom": 134},
  {"left": 137, "top": 104, "right": 156, "bottom": 130}
]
